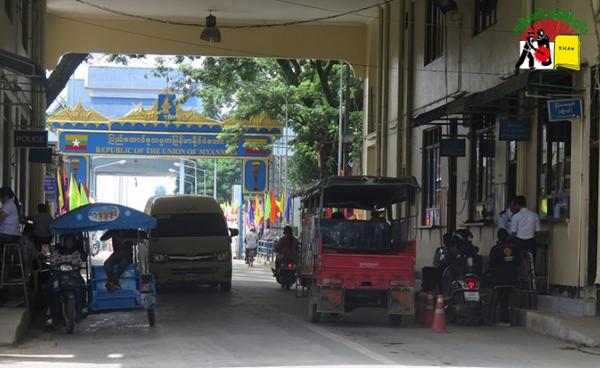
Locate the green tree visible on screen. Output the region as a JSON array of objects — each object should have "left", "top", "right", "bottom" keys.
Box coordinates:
[
  {"left": 155, "top": 57, "right": 363, "bottom": 188},
  {"left": 175, "top": 159, "right": 242, "bottom": 203}
]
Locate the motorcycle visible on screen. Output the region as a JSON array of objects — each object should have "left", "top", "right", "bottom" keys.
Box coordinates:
[
  {"left": 272, "top": 259, "right": 297, "bottom": 290},
  {"left": 51, "top": 262, "right": 83, "bottom": 334},
  {"left": 246, "top": 249, "right": 257, "bottom": 267},
  {"left": 434, "top": 229, "right": 483, "bottom": 325}
]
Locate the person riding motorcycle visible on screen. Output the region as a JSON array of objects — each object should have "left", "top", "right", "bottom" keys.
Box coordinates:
[
  {"left": 47, "top": 234, "right": 85, "bottom": 326},
  {"left": 244, "top": 227, "right": 258, "bottom": 263},
  {"left": 275, "top": 226, "right": 299, "bottom": 264}
]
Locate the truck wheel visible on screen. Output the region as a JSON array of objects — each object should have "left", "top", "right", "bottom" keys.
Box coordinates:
[
  {"left": 220, "top": 281, "right": 232, "bottom": 292},
  {"left": 389, "top": 315, "right": 404, "bottom": 327},
  {"left": 309, "top": 302, "right": 321, "bottom": 323}
]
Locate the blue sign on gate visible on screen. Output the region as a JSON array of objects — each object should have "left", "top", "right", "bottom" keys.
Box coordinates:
[
  {"left": 547, "top": 98, "right": 582, "bottom": 121},
  {"left": 243, "top": 160, "right": 268, "bottom": 193},
  {"left": 58, "top": 132, "right": 272, "bottom": 158}
]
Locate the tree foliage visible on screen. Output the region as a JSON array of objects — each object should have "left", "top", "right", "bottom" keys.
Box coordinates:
[
  {"left": 111, "top": 55, "right": 364, "bottom": 188},
  {"left": 158, "top": 57, "right": 363, "bottom": 188},
  {"left": 175, "top": 159, "right": 241, "bottom": 203}
]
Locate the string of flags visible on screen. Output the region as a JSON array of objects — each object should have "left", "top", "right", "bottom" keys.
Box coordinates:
[
  {"left": 55, "top": 168, "right": 94, "bottom": 216},
  {"left": 233, "top": 191, "right": 293, "bottom": 228}
]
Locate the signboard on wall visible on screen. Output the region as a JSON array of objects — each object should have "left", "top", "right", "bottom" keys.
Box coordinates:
[
  {"left": 499, "top": 119, "right": 530, "bottom": 141},
  {"left": 14, "top": 130, "right": 48, "bottom": 148},
  {"left": 440, "top": 139, "right": 466, "bottom": 157},
  {"left": 547, "top": 98, "right": 582, "bottom": 121}
]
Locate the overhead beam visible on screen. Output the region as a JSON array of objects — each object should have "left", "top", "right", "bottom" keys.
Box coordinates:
[{"left": 44, "top": 14, "right": 368, "bottom": 77}]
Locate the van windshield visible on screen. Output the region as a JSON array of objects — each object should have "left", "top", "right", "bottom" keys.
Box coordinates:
[{"left": 152, "top": 213, "right": 228, "bottom": 237}]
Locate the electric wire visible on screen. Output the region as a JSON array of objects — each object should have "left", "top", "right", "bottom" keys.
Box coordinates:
[
  {"left": 48, "top": 13, "right": 513, "bottom": 78},
  {"left": 72, "top": 0, "right": 393, "bottom": 28}
]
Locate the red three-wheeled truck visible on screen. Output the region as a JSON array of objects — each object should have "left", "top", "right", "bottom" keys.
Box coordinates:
[{"left": 297, "top": 176, "right": 420, "bottom": 326}]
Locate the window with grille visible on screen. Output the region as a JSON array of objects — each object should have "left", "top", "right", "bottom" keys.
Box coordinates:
[
  {"left": 469, "top": 114, "right": 495, "bottom": 222},
  {"left": 473, "top": 0, "right": 498, "bottom": 35},
  {"left": 425, "top": 0, "right": 445, "bottom": 65},
  {"left": 422, "top": 127, "right": 443, "bottom": 226},
  {"left": 538, "top": 108, "right": 571, "bottom": 220}
]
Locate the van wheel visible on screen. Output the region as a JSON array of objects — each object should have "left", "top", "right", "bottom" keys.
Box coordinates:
[
  {"left": 220, "top": 281, "right": 232, "bottom": 292},
  {"left": 389, "top": 315, "right": 404, "bottom": 327}
]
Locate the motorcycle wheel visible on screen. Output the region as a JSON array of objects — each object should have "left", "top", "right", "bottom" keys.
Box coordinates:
[
  {"left": 308, "top": 301, "right": 321, "bottom": 323},
  {"left": 147, "top": 308, "right": 156, "bottom": 327},
  {"left": 63, "top": 298, "right": 76, "bottom": 334}
]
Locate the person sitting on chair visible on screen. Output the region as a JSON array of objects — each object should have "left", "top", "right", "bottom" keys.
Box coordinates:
[{"left": 102, "top": 230, "right": 134, "bottom": 292}]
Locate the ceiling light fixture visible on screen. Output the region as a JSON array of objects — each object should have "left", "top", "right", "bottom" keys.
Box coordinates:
[{"left": 201, "top": 13, "right": 221, "bottom": 43}]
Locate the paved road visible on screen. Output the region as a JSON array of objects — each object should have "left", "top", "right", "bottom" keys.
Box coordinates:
[{"left": 1, "top": 260, "right": 599, "bottom": 368}]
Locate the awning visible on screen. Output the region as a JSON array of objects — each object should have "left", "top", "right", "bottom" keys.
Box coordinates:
[{"left": 412, "top": 70, "right": 575, "bottom": 126}]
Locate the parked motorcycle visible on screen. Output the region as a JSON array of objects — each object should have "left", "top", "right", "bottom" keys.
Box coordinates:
[
  {"left": 52, "top": 262, "right": 83, "bottom": 334},
  {"left": 434, "top": 229, "right": 483, "bottom": 325},
  {"left": 272, "top": 260, "right": 297, "bottom": 290}
]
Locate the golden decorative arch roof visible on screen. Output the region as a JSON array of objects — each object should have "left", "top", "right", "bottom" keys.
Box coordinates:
[
  {"left": 117, "top": 103, "right": 218, "bottom": 124},
  {"left": 224, "top": 113, "right": 281, "bottom": 128},
  {"left": 48, "top": 102, "right": 109, "bottom": 122}
]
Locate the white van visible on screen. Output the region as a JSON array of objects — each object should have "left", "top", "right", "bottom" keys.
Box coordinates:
[{"left": 142, "top": 195, "right": 238, "bottom": 290}]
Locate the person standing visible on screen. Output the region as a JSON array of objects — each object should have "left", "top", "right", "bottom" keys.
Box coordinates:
[
  {"left": 509, "top": 196, "right": 541, "bottom": 258},
  {"left": 0, "top": 187, "right": 22, "bottom": 256},
  {"left": 32, "top": 203, "right": 54, "bottom": 251}
]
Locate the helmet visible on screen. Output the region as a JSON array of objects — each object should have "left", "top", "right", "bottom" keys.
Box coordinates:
[{"left": 452, "top": 229, "right": 473, "bottom": 244}]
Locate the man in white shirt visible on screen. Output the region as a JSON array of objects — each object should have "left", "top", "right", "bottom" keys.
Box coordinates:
[
  {"left": 244, "top": 227, "right": 258, "bottom": 262},
  {"left": 509, "top": 196, "right": 541, "bottom": 258},
  {"left": 497, "top": 207, "right": 514, "bottom": 231}
]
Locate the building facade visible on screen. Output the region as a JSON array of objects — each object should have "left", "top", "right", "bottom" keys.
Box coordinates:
[
  {"left": 362, "top": 0, "right": 600, "bottom": 305},
  {"left": 55, "top": 65, "right": 202, "bottom": 118},
  {"left": 0, "top": 0, "right": 46, "bottom": 214}
]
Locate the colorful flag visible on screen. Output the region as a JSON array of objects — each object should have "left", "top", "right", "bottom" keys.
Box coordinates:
[
  {"left": 264, "top": 192, "right": 271, "bottom": 223},
  {"left": 55, "top": 169, "right": 65, "bottom": 215},
  {"left": 68, "top": 175, "right": 81, "bottom": 211},
  {"left": 254, "top": 195, "right": 262, "bottom": 226},
  {"left": 285, "top": 193, "right": 292, "bottom": 222},
  {"left": 269, "top": 191, "right": 280, "bottom": 223},
  {"left": 279, "top": 192, "right": 286, "bottom": 221},
  {"left": 79, "top": 182, "right": 89, "bottom": 206},
  {"left": 82, "top": 183, "right": 94, "bottom": 204},
  {"left": 248, "top": 199, "right": 254, "bottom": 228},
  {"left": 64, "top": 134, "right": 88, "bottom": 151}
]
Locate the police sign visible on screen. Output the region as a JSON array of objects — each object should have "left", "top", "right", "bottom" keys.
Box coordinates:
[{"left": 14, "top": 130, "right": 48, "bottom": 148}]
